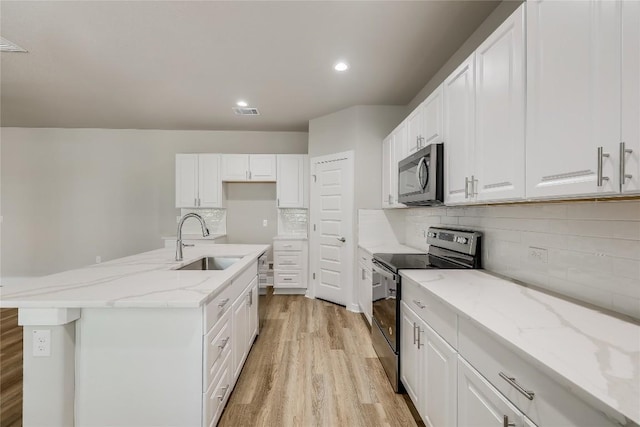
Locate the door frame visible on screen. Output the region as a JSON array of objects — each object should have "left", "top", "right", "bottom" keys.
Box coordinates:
[{"left": 308, "top": 150, "right": 357, "bottom": 311}]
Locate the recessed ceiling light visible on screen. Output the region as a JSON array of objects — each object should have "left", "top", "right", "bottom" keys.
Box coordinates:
[
  {"left": 0, "top": 37, "right": 27, "bottom": 53},
  {"left": 334, "top": 62, "right": 349, "bottom": 72},
  {"left": 236, "top": 100, "right": 248, "bottom": 107}
]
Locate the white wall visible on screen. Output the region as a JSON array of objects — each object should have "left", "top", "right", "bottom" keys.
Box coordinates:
[
  {"left": 403, "top": 200, "right": 640, "bottom": 320},
  {"left": 0, "top": 127, "right": 307, "bottom": 277}
]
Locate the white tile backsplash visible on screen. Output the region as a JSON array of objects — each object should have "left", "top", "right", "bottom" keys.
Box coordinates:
[
  {"left": 403, "top": 200, "right": 640, "bottom": 320},
  {"left": 358, "top": 209, "right": 407, "bottom": 246},
  {"left": 278, "top": 209, "right": 308, "bottom": 236},
  {"left": 179, "top": 208, "right": 226, "bottom": 234}
]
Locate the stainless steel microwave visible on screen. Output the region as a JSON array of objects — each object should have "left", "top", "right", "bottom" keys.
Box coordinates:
[{"left": 398, "top": 143, "right": 444, "bottom": 206}]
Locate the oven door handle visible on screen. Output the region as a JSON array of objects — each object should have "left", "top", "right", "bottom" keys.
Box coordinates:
[{"left": 372, "top": 260, "right": 397, "bottom": 282}]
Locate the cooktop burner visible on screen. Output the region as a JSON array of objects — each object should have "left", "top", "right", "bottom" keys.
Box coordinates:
[{"left": 373, "top": 253, "right": 432, "bottom": 273}]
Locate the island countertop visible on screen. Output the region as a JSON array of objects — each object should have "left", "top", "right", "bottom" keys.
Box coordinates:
[
  {"left": 0, "top": 244, "right": 269, "bottom": 309},
  {"left": 400, "top": 269, "right": 640, "bottom": 427}
]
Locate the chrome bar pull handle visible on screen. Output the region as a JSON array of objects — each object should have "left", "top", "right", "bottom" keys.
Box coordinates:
[
  {"left": 503, "top": 415, "right": 516, "bottom": 427},
  {"left": 218, "top": 337, "right": 230, "bottom": 350},
  {"left": 499, "top": 372, "right": 535, "bottom": 400},
  {"left": 464, "top": 177, "right": 469, "bottom": 199},
  {"left": 217, "top": 384, "right": 230, "bottom": 401},
  {"left": 416, "top": 327, "right": 423, "bottom": 349},
  {"left": 471, "top": 175, "right": 478, "bottom": 197},
  {"left": 218, "top": 298, "right": 230, "bottom": 308},
  {"left": 413, "top": 322, "right": 417, "bottom": 345},
  {"left": 620, "top": 142, "right": 633, "bottom": 191},
  {"left": 597, "top": 146, "right": 610, "bottom": 186},
  {"left": 413, "top": 299, "right": 426, "bottom": 309}
]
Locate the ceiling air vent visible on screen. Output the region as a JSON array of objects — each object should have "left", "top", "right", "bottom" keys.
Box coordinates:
[
  {"left": 0, "top": 37, "right": 27, "bottom": 53},
  {"left": 232, "top": 107, "right": 260, "bottom": 116}
]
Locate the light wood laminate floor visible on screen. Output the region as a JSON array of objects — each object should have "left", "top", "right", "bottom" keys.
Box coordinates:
[
  {"left": 0, "top": 308, "right": 23, "bottom": 427},
  {"left": 219, "top": 294, "right": 421, "bottom": 427}
]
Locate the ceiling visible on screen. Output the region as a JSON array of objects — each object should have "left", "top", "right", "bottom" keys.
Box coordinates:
[{"left": 0, "top": 1, "right": 500, "bottom": 132}]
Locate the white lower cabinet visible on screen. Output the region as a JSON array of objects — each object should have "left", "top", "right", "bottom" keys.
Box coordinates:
[
  {"left": 273, "top": 238, "right": 308, "bottom": 293},
  {"left": 358, "top": 261, "right": 372, "bottom": 324},
  {"left": 458, "top": 356, "right": 525, "bottom": 427},
  {"left": 400, "top": 301, "right": 457, "bottom": 427},
  {"left": 231, "top": 276, "right": 258, "bottom": 381}
]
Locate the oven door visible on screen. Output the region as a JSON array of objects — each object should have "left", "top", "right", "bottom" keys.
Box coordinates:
[
  {"left": 371, "top": 260, "right": 398, "bottom": 352},
  {"left": 398, "top": 143, "right": 443, "bottom": 206}
]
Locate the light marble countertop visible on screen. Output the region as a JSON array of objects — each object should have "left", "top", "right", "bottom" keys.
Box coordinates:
[
  {"left": 400, "top": 269, "right": 640, "bottom": 426},
  {"left": 273, "top": 235, "right": 308, "bottom": 241},
  {"left": 0, "top": 244, "right": 269, "bottom": 309},
  {"left": 358, "top": 242, "right": 424, "bottom": 255},
  {"left": 160, "top": 233, "right": 227, "bottom": 240}
]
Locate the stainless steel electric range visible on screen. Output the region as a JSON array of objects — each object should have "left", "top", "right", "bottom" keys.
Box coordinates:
[{"left": 371, "top": 226, "right": 482, "bottom": 392}]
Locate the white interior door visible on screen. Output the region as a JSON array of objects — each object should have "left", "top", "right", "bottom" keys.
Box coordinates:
[{"left": 310, "top": 152, "right": 354, "bottom": 307}]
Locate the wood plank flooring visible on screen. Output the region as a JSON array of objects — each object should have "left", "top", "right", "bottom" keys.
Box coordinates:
[
  {"left": 220, "top": 294, "right": 421, "bottom": 427},
  {"left": 0, "top": 308, "right": 23, "bottom": 427}
]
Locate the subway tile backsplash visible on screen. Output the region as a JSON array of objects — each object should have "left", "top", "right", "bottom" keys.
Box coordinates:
[
  {"left": 179, "top": 208, "right": 226, "bottom": 234},
  {"left": 278, "top": 208, "right": 308, "bottom": 235},
  {"left": 403, "top": 200, "right": 640, "bottom": 320}
]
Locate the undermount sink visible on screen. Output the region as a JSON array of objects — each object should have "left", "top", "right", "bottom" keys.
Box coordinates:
[{"left": 176, "top": 257, "right": 241, "bottom": 271}]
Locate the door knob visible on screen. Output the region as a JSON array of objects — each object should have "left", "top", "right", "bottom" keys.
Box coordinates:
[{"left": 337, "top": 237, "right": 346, "bottom": 243}]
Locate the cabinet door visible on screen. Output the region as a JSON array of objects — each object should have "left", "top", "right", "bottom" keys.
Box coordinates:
[
  {"left": 231, "top": 294, "right": 248, "bottom": 380},
  {"left": 198, "top": 154, "right": 223, "bottom": 208},
  {"left": 277, "top": 155, "right": 305, "bottom": 207},
  {"left": 248, "top": 277, "right": 259, "bottom": 345},
  {"left": 175, "top": 154, "right": 198, "bottom": 208},
  {"left": 400, "top": 302, "right": 420, "bottom": 405},
  {"left": 421, "top": 325, "right": 457, "bottom": 427},
  {"left": 444, "top": 54, "right": 476, "bottom": 205},
  {"left": 358, "top": 264, "right": 372, "bottom": 325},
  {"left": 622, "top": 0, "right": 640, "bottom": 193},
  {"left": 526, "top": 0, "right": 621, "bottom": 198},
  {"left": 382, "top": 135, "right": 393, "bottom": 208},
  {"left": 423, "top": 85, "right": 444, "bottom": 146},
  {"left": 407, "top": 105, "right": 424, "bottom": 155},
  {"left": 458, "top": 357, "right": 524, "bottom": 427},
  {"left": 249, "top": 154, "right": 277, "bottom": 181},
  {"left": 392, "top": 122, "right": 407, "bottom": 206},
  {"left": 222, "top": 154, "right": 249, "bottom": 181},
  {"left": 475, "top": 5, "right": 525, "bottom": 202}
]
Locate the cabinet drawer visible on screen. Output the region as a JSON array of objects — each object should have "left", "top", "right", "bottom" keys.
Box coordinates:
[
  {"left": 204, "top": 286, "right": 234, "bottom": 335},
  {"left": 401, "top": 277, "right": 457, "bottom": 349},
  {"left": 458, "top": 318, "right": 619, "bottom": 427},
  {"left": 203, "top": 352, "right": 231, "bottom": 427},
  {"left": 274, "top": 251, "right": 302, "bottom": 270},
  {"left": 273, "top": 240, "right": 304, "bottom": 251},
  {"left": 203, "top": 309, "right": 231, "bottom": 391},
  {"left": 274, "top": 270, "right": 302, "bottom": 287},
  {"left": 358, "top": 248, "right": 372, "bottom": 271}
]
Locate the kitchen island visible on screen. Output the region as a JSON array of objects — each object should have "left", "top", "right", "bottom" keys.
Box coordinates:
[{"left": 0, "top": 244, "right": 269, "bottom": 427}]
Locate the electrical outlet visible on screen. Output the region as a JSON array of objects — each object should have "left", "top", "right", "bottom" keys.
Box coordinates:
[
  {"left": 263, "top": 219, "right": 268, "bottom": 227},
  {"left": 528, "top": 247, "right": 548, "bottom": 264},
  {"left": 95, "top": 256, "right": 101, "bottom": 264},
  {"left": 32, "top": 329, "right": 51, "bottom": 357}
]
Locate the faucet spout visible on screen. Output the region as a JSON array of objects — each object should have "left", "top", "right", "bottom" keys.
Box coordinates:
[{"left": 176, "top": 213, "right": 210, "bottom": 261}]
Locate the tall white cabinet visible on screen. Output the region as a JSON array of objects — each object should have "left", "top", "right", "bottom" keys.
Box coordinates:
[
  {"left": 622, "top": 0, "right": 640, "bottom": 194},
  {"left": 382, "top": 121, "right": 407, "bottom": 208},
  {"left": 444, "top": 54, "right": 476, "bottom": 205},
  {"left": 175, "top": 154, "right": 224, "bottom": 208},
  {"left": 526, "top": 0, "right": 622, "bottom": 198}
]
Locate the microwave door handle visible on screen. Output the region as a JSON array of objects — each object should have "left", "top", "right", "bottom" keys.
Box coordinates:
[{"left": 416, "top": 157, "right": 426, "bottom": 190}]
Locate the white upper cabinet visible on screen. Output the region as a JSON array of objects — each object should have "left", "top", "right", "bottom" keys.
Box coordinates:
[
  {"left": 249, "top": 154, "right": 277, "bottom": 181},
  {"left": 422, "top": 84, "right": 444, "bottom": 146},
  {"left": 176, "top": 154, "right": 199, "bottom": 208},
  {"left": 526, "top": 0, "right": 621, "bottom": 198},
  {"left": 222, "top": 154, "right": 250, "bottom": 181},
  {"left": 622, "top": 0, "right": 640, "bottom": 194},
  {"left": 382, "top": 122, "right": 407, "bottom": 208},
  {"left": 407, "top": 105, "right": 425, "bottom": 155},
  {"left": 444, "top": 54, "right": 476, "bottom": 205},
  {"left": 222, "top": 154, "right": 277, "bottom": 182},
  {"left": 276, "top": 154, "right": 308, "bottom": 208},
  {"left": 474, "top": 4, "right": 525, "bottom": 202},
  {"left": 176, "top": 154, "right": 223, "bottom": 208}
]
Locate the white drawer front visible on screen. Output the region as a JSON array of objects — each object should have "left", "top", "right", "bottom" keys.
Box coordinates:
[
  {"left": 273, "top": 240, "right": 304, "bottom": 251},
  {"left": 274, "top": 270, "right": 301, "bottom": 287},
  {"left": 274, "top": 251, "right": 302, "bottom": 270},
  {"left": 203, "top": 352, "right": 231, "bottom": 427},
  {"left": 458, "top": 318, "right": 619, "bottom": 427},
  {"left": 402, "top": 277, "right": 457, "bottom": 349},
  {"left": 203, "top": 309, "right": 231, "bottom": 391},
  {"left": 358, "top": 248, "right": 372, "bottom": 271}
]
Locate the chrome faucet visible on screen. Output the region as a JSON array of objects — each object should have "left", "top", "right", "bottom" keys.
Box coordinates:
[{"left": 176, "top": 213, "right": 210, "bottom": 261}]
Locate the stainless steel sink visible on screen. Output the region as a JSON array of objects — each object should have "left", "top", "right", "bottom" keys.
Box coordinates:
[{"left": 176, "top": 257, "right": 241, "bottom": 271}]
